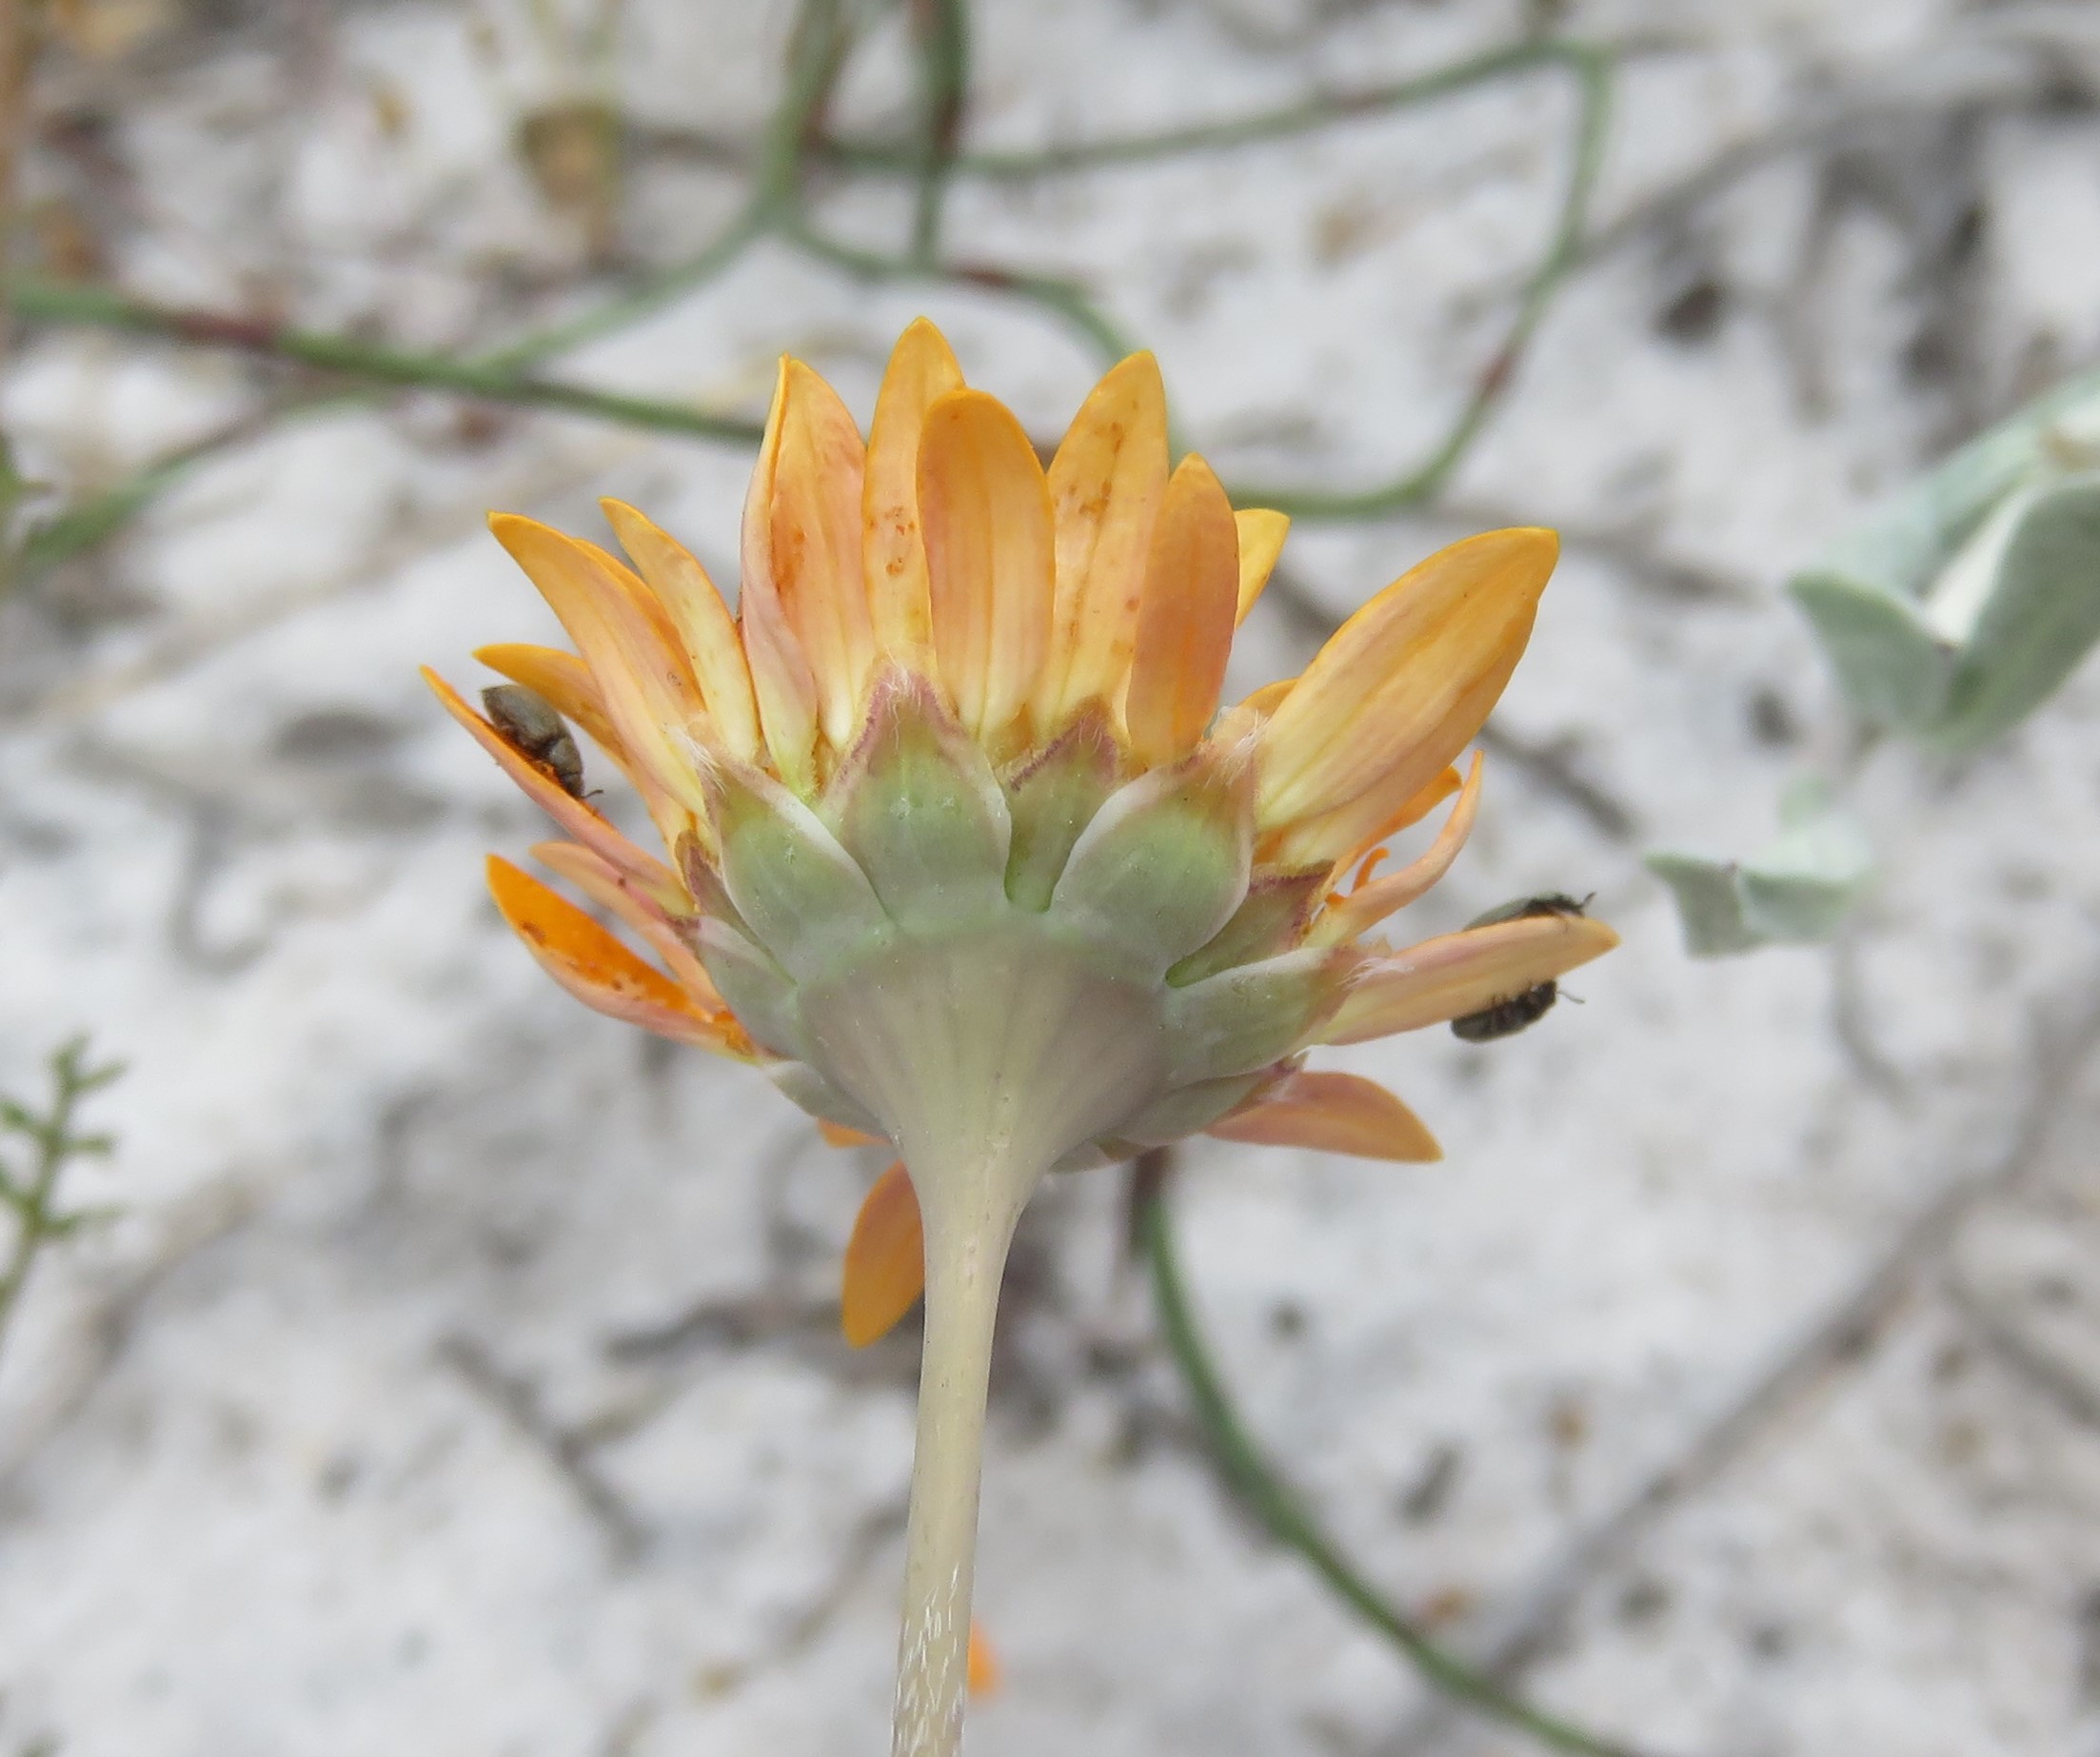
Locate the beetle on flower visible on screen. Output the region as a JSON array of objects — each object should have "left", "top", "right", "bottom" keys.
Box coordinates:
[{"left": 426, "top": 319, "right": 1616, "bottom": 1757}]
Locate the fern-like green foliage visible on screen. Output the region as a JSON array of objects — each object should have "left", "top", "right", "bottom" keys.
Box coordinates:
[{"left": 0, "top": 1036, "right": 125, "bottom": 1359}]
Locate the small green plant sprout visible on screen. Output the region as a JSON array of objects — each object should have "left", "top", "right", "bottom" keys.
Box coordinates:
[
  {"left": 1650, "top": 374, "right": 2100, "bottom": 956},
  {"left": 0, "top": 1035, "right": 126, "bottom": 1359}
]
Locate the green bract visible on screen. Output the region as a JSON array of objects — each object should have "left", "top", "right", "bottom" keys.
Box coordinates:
[{"left": 690, "top": 675, "right": 1356, "bottom": 1182}]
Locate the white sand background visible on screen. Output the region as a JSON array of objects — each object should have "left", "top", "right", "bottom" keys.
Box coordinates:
[{"left": 5, "top": 2, "right": 2100, "bottom": 1753}]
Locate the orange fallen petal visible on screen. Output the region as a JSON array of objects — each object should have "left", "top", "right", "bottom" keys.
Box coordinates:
[
  {"left": 425, "top": 667, "right": 685, "bottom": 912},
  {"left": 919, "top": 389, "right": 1053, "bottom": 742},
  {"left": 600, "top": 501, "right": 763, "bottom": 765},
  {"left": 1325, "top": 912, "right": 1619, "bottom": 1044},
  {"left": 841, "top": 1161, "right": 925, "bottom": 1347},
  {"left": 1234, "top": 508, "right": 1289, "bottom": 625},
  {"left": 1207, "top": 1069, "right": 1441, "bottom": 1161},
  {"left": 968, "top": 1622, "right": 1001, "bottom": 1697},
  {"left": 1125, "top": 454, "right": 1239, "bottom": 767},
  {"left": 865, "top": 319, "right": 966, "bottom": 663},
  {"left": 1313, "top": 755, "right": 1484, "bottom": 945},
  {"left": 1035, "top": 352, "right": 1169, "bottom": 731},
  {"left": 1258, "top": 528, "right": 1555, "bottom": 831},
  {"left": 486, "top": 856, "right": 741, "bottom": 1053}
]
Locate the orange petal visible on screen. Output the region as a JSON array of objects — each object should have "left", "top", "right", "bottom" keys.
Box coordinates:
[
  {"left": 1125, "top": 454, "right": 1239, "bottom": 767},
  {"left": 771, "top": 360, "right": 877, "bottom": 748},
  {"left": 741, "top": 363, "right": 822, "bottom": 791},
  {"left": 918, "top": 388, "right": 1053, "bottom": 741},
  {"left": 472, "top": 643, "right": 625, "bottom": 766},
  {"left": 1312, "top": 755, "right": 1483, "bottom": 945},
  {"left": 599, "top": 500, "right": 763, "bottom": 765},
  {"left": 1324, "top": 911, "right": 1619, "bottom": 1044},
  {"left": 864, "top": 319, "right": 966, "bottom": 663},
  {"left": 1257, "top": 528, "right": 1556, "bottom": 830},
  {"left": 1207, "top": 1069, "right": 1440, "bottom": 1161},
  {"left": 841, "top": 1161, "right": 925, "bottom": 1347},
  {"left": 486, "top": 855, "right": 740, "bottom": 1052},
  {"left": 1034, "top": 353, "right": 1169, "bottom": 730},
  {"left": 1234, "top": 509, "right": 1289, "bottom": 625},
  {"left": 425, "top": 667, "right": 685, "bottom": 911},
  {"left": 529, "top": 839, "right": 723, "bottom": 1009},
  {"left": 819, "top": 1117, "right": 886, "bottom": 1149},
  {"left": 473, "top": 641, "right": 694, "bottom": 849},
  {"left": 1269, "top": 750, "right": 1464, "bottom": 873},
  {"left": 968, "top": 1623, "right": 1001, "bottom": 1696},
  {"left": 1236, "top": 677, "right": 1296, "bottom": 718},
  {"left": 487, "top": 515, "right": 712, "bottom": 817}
]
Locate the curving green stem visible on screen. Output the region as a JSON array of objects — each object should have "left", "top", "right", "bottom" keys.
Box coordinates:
[{"left": 1136, "top": 1154, "right": 1655, "bottom": 1757}]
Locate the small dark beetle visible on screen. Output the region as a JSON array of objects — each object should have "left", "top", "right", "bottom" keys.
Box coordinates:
[
  {"left": 482, "top": 683, "right": 585, "bottom": 800},
  {"left": 1450, "top": 893, "right": 1592, "bottom": 1043}
]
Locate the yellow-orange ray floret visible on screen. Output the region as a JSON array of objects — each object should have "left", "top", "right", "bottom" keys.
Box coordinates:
[
  {"left": 528, "top": 839, "right": 723, "bottom": 1010},
  {"left": 1313, "top": 755, "right": 1484, "bottom": 945},
  {"left": 919, "top": 389, "right": 1053, "bottom": 743},
  {"left": 472, "top": 642, "right": 627, "bottom": 767},
  {"left": 740, "top": 365, "right": 823, "bottom": 792},
  {"left": 769, "top": 361, "right": 878, "bottom": 748},
  {"left": 865, "top": 319, "right": 966, "bottom": 663},
  {"left": 1233, "top": 508, "right": 1290, "bottom": 625},
  {"left": 424, "top": 667, "right": 686, "bottom": 913},
  {"left": 1284, "top": 760, "right": 1463, "bottom": 878},
  {"left": 842, "top": 1161, "right": 926, "bottom": 1348},
  {"left": 485, "top": 856, "right": 746, "bottom": 1055},
  {"left": 487, "top": 516, "right": 713, "bottom": 819},
  {"left": 1257, "top": 527, "right": 1556, "bottom": 833},
  {"left": 1125, "top": 454, "right": 1239, "bottom": 768},
  {"left": 820, "top": 1117, "right": 887, "bottom": 1149},
  {"left": 1237, "top": 676, "right": 1296, "bottom": 719},
  {"left": 1326, "top": 912, "right": 1619, "bottom": 1044},
  {"left": 1208, "top": 1069, "right": 1441, "bottom": 1161},
  {"left": 1035, "top": 352, "right": 1169, "bottom": 732},
  {"left": 599, "top": 501, "right": 763, "bottom": 765},
  {"left": 473, "top": 641, "right": 691, "bottom": 845}
]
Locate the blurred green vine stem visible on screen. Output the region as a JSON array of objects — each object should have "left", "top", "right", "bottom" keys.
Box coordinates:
[
  {"left": 0, "top": 1036, "right": 124, "bottom": 1361},
  {"left": 1136, "top": 1154, "right": 1660, "bottom": 1757},
  {"left": 0, "top": 5, "right": 1610, "bottom": 581}
]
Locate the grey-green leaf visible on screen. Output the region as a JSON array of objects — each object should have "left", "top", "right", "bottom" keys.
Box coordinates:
[
  {"left": 1644, "top": 853, "right": 1767, "bottom": 957},
  {"left": 1933, "top": 478, "right": 2100, "bottom": 752},
  {"left": 1787, "top": 571, "right": 1955, "bottom": 734},
  {"left": 1647, "top": 783, "right": 1873, "bottom": 956}
]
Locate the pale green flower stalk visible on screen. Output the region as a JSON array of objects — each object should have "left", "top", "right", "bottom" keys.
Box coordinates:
[{"left": 429, "top": 320, "right": 1615, "bottom": 1753}]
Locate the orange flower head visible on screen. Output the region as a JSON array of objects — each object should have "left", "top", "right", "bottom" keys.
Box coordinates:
[{"left": 426, "top": 319, "right": 1617, "bottom": 1343}]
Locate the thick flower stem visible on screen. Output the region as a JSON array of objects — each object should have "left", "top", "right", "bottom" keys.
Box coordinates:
[{"left": 891, "top": 1186, "right": 1023, "bottom": 1757}]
